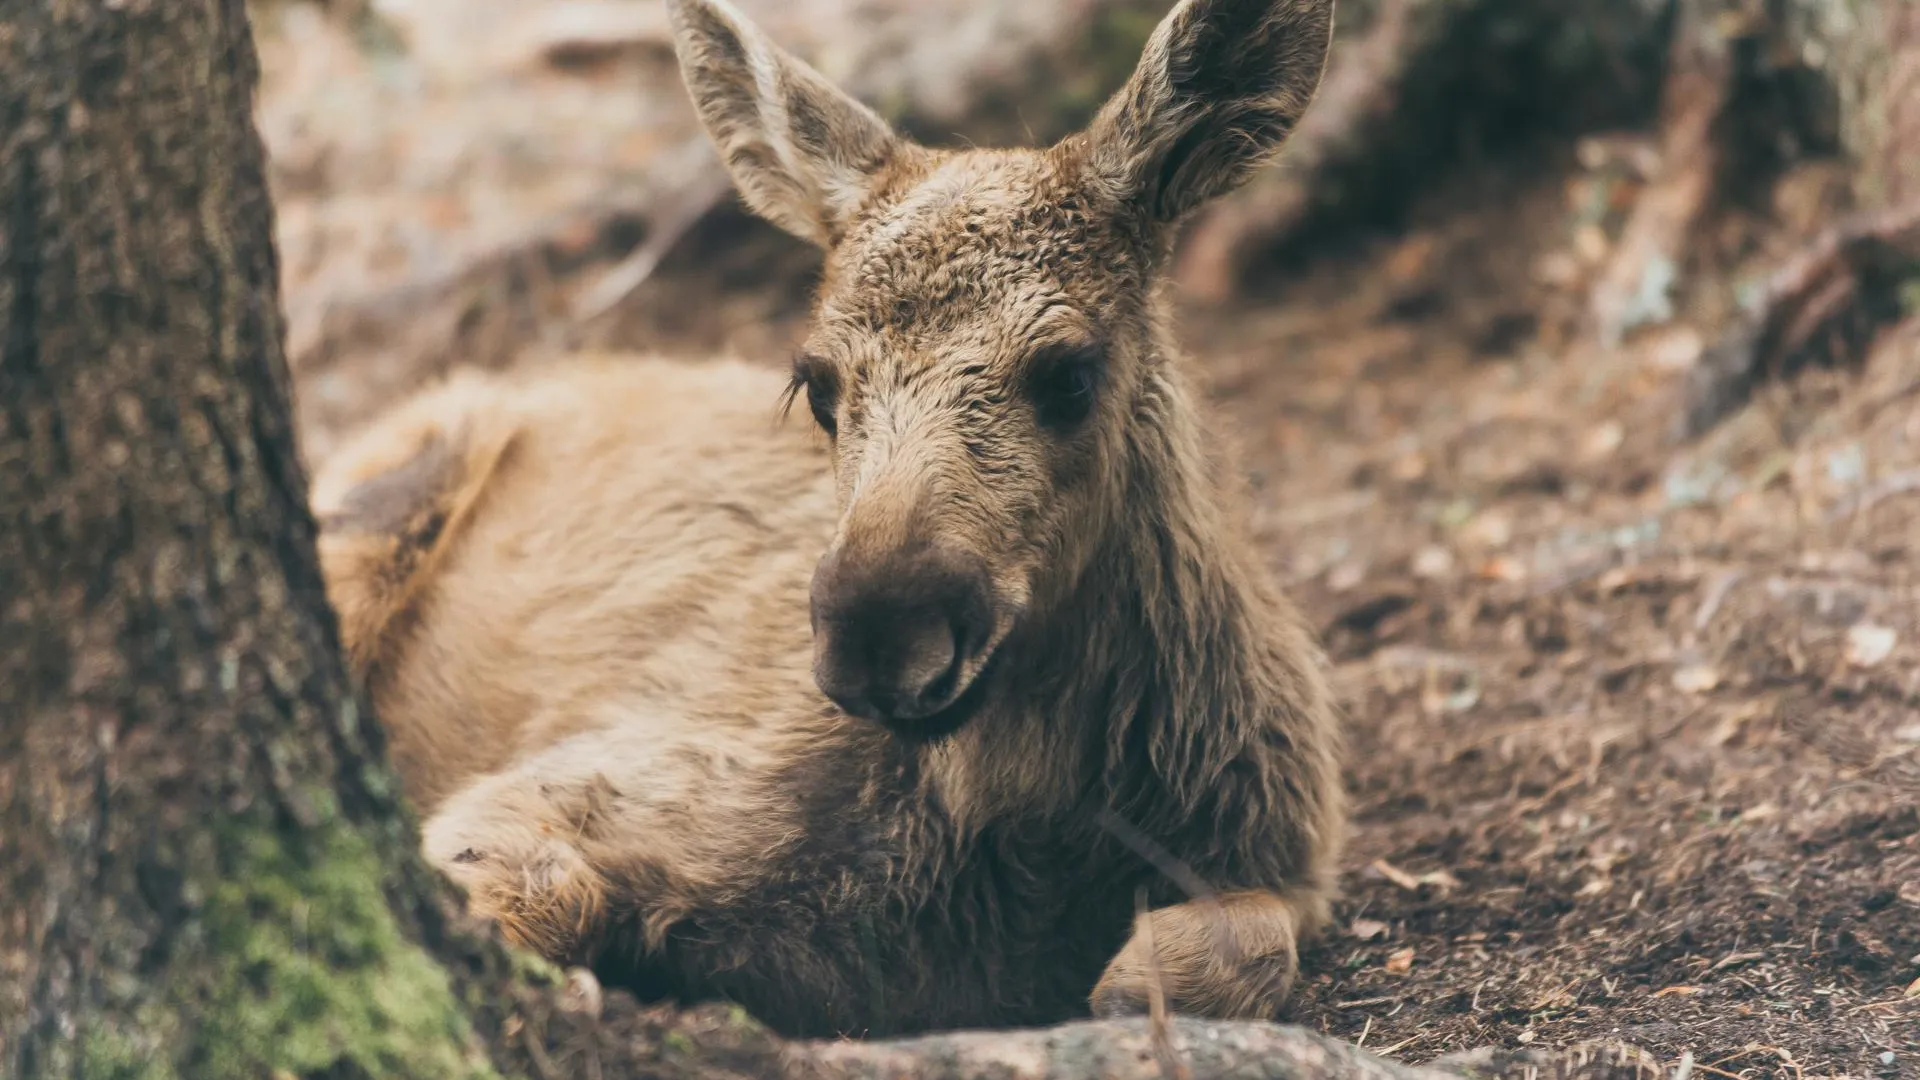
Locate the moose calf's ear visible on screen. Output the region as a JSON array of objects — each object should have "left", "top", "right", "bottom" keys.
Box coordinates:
[
  {"left": 1079, "top": 0, "right": 1334, "bottom": 223},
  {"left": 668, "top": 0, "right": 901, "bottom": 247}
]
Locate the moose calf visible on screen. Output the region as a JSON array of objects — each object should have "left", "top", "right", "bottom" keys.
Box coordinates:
[{"left": 313, "top": 0, "right": 1347, "bottom": 1038}]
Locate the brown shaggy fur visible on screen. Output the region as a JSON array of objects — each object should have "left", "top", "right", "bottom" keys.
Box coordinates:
[{"left": 310, "top": 0, "right": 1346, "bottom": 1039}]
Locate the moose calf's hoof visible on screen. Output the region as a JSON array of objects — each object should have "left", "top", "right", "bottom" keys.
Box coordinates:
[
  {"left": 1089, "top": 901, "right": 1303, "bottom": 1021},
  {"left": 1090, "top": 954, "right": 1299, "bottom": 1022},
  {"left": 429, "top": 828, "right": 610, "bottom": 961}
]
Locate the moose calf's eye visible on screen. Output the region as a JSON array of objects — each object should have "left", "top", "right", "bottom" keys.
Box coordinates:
[
  {"left": 805, "top": 376, "right": 838, "bottom": 437},
  {"left": 788, "top": 356, "right": 838, "bottom": 437},
  {"left": 1030, "top": 346, "right": 1102, "bottom": 431}
]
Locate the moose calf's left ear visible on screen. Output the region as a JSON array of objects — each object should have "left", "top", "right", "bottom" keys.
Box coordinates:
[
  {"left": 1079, "top": 0, "right": 1334, "bottom": 223},
  {"left": 668, "top": 0, "right": 902, "bottom": 247}
]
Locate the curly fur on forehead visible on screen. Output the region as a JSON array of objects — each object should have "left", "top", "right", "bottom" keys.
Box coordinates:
[{"left": 815, "top": 151, "right": 1155, "bottom": 341}]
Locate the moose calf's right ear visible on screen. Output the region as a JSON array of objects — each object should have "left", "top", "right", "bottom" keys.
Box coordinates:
[
  {"left": 1080, "top": 0, "right": 1334, "bottom": 223},
  {"left": 668, "top": 0, "right": 901, "bottom": 247}
]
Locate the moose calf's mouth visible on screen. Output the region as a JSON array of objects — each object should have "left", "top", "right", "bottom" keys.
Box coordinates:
[
  {"left": 814, "top": 632, "right": 1003, "bottom": 739},
  {"left": 872, "top": 647, "right": 1001, "bottom": 744}
]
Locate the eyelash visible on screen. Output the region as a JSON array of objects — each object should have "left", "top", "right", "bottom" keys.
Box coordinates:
[{"left": 783, "top": 359, "right": 838, "bottom": 437}]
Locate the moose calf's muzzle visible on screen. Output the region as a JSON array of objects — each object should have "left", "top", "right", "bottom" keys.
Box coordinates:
[{"left": 809, "top": 540, "right": 996, "bottom": 728}]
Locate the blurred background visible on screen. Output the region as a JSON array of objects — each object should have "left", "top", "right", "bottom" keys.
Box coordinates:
[{"left": 253, "top": 0, "right": 1918, "bottom": 1070}]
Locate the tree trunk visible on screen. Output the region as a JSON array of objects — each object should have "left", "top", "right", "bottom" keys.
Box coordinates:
[
  {"left": 0, "top": 4, "right": 1665, "bottom": 1078},
  {"left": 0, "top": 1, "right": 514, "bottom": 1074},
  {"left": 0, "top": 4, "right": 764, "bottom": 1077}
]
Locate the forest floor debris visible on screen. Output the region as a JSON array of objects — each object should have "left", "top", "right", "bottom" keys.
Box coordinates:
[{"left": 1196, "top": 157, "right": 1919, "bottom": 1077}]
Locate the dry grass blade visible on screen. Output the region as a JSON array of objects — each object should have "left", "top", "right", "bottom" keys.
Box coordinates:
[
  {"left": 1094, "top": 809, "right": 1240, "bottom": 966},
  {"left": 1369, "top": 858, "right": 1460, "bottom": 894},
  {"left": 1136, "top": 886, "right": 1192, "bottom": 1080}
]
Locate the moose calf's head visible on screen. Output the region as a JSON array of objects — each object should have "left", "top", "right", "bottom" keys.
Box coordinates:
[{"left": 668, "top": 0, "right": 1332, "bottom": 737}]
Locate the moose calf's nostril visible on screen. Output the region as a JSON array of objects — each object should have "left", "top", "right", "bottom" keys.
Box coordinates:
[
  {"left": 892, "top": 619, "right": 959, "bottom": 709},
  {"left": 810, "top": 546, "right": 994, "bottom": 723}
]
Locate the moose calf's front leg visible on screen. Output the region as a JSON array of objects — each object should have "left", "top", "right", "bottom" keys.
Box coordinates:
[
  {"left": 416, "top": 723, "right": 769, "bottom": 966},
  {"left": 1090, "top": 890, "right": 1323, "bottom": 1021},
  {"left": 419, "top": 769, "right": 622, "bottom": 963}
]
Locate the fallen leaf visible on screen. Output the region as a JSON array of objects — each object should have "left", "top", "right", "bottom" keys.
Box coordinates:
[
  {"left": 1653, "top": 985, "right": 1703, "bottom": 998},
  {"left": 1708, "top": 951, "right": 1766, "bottom": 972},
  {"left": 1385, "top": 234, "right": 1437, "bottom": 283},
  {"left": 1351, "top": 918, "right": 1390, "bottom": 942},
  {"left": 1845, "top": 623, "right": 1896, "bottom": 667},
  {"left": 1371, "top": 858, "right": 1462, "bottom": 894},
  {"left": 1326, "top": 561, "right": 1367, "bottom": 593},
  {"left": 1478, "top": 556, "right": 1528, "bottom": 584},
  {"left": 1709, "top": 700, "right": 1771, "bottom": 747},
  {"left": 1412, "top": 545, "right": 1455, "bottom": 579},
  {"left": 1573, "top": 224, "right": 1610, "bottom": 264},
  {"left": 1384, "top": 948, "right": 1415, "bottom": 975},
  {"left": 562, "top": 967, "right": 604, "bottom": 1018},
  {"left": 1532, "top": 987, "right": 1577, "bottom": 1010},
  {"left": 1581, "top": 421, "right": 1625, "bottom": 460},
  {"left": 1534, "top": 251, "right": 1583, "bottom": 288},
  {"left": 1645, "top": 326, "right": 1705, "bottom": 372},
  {"left": 1575, "top": 138, "right": 1614, "bottom": 173},
  {"left": 1672, "top": 664, "right": 1720, "bottom": 694},
  {"left": 501, "top": 0, "right": 674, "bottom": 71},
  {"left": 1419, "top": 670, "right": 1481, "bottom": 716},
  {"left": 1458, "top": 510, "right": 1514, "bottom": 549},
  {"left": 1390, "top": 451, "right": 1430, "bottom": 482},
  {"left": 1596, "top": 566, "right": 1637, "bottom": 594}
]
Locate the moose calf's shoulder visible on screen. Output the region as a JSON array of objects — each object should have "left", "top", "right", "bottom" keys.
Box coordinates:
[{"left": 314, "top": 0, "right": 1348, "bottom": 1039}]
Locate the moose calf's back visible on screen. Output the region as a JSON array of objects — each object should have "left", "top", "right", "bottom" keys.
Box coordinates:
[
  {"left": 314, "top": 357, "right": 834, "bottom": 810},
  {"left": 313, "top": 0, "right": 1348, "bottom": 1038}
]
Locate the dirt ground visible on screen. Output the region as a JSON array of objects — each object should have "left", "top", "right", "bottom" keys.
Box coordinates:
[
  {"left": 1199, "top": 160, "right": 1920, "bottom": 1078},
  {"left": 262, "top": 5, "right": 1920, "bottom": 1077}
]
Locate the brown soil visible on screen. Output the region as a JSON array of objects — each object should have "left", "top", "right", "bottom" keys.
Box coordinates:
[
  {"left": 1195, "top": 159, "right": 1920, "bottom": 1078},
  {"left": 267, "top": 8, "right": 1920, "bottom": 1074}
]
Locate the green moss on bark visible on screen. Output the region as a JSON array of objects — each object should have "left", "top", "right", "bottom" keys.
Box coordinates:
[
  {"left": 175, "top": 817, "right": 497, "bottom": 1080},
  {"left": 75, "top": 1029, "right": 179, "bottom": 1080}
]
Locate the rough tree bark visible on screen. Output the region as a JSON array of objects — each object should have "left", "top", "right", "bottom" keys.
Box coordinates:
[
  {"left": 0, "top": 3, "right": 778, "bottom": 1076},
  {"left": 0, "top": 3, "right": 1663, "bottom": 1078},
  {"left": 0, "top": 1, "right": 571, "bottom": 1074}
]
